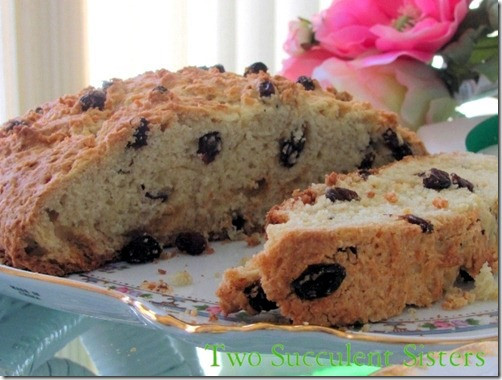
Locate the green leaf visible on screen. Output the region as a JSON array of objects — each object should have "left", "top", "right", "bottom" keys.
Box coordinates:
[
  {"left": 441, "top": 28, "right": 485, "bottom": 65},
  {"left": 468, "top": 36, "right": 499, "bottom": 65},
  {"left": 473, "top": 55, "right": 499, "bottom": 82},
  {"left": 453, "top": 0, "right": 497, "bottom": 38},
  {"left": 438, "top": 30, "right": 498, "bottom": 95},
  {"left": 298, "top": 16, "right": 312, "bottom": 25},
  {"left": 438, "top": 63, "right": 479, "bottom": 95},
  {"left": 194, "top": 304, "right": 209, "bottom": 311},
  {"left": 466, "top": 318, "right": 480, "bottom": 325},
  {"left": 421, "top": 323, "right": 437, "bottom": 330}
]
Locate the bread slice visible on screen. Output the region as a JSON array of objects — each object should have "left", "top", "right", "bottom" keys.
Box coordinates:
[
  {"left": 217, "top": 152, "right": 498, "bottom": 325},
  {"left": 0, "top": 65, "right": 425, "bottom": 275}
]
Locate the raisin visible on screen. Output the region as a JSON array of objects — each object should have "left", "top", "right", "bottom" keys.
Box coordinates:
[
  {"left": 25, "top": 240, "right": 46, "bottom": 256},
  {"left": 296, "top": 76, "right": 315, "bottom": 91},
  {"left": 400, "top": 214, "right": 434, "bottom": 233},
  {"left": 292, "top": 263, "right": 346, "bottom": 300},
  {"left": 197, "top": 131, "right": 222, "bottom": 164},
  {"left": 350, "top": 321, "right": 365, "bottom": 330},
  {"left": 382, "top": 128, "right": 413, "bottom": 160},
  {"left": 175, "top": 232, "right": 207, "bottom": 255},
  {"left": 120, "top": 234, "right": 161, "bottom": 264},
  {"left": 213, "top": 64, "right": 225, "bottom": 73},
  {"left": 458, "top": 269, "right": 474, "bottom": 282},
  {"left": 358, "top": 151, "right": 375, "bottom": 170},
  {"left": 259, "top": 80, "right": 275, "bottom": 97},
  {"left": 4, "top": 119, "right": 26, "bottom": 131},
  {"left": 152, "top": 85, "right": 168, "bottom": 94},
  {"left": 35, "top": 107, "right": 43, "bottom": 114},
  {"left": 127, "top": 118, "right": 150, "bottom": 149},
  {"left": 325, "top": 187, "right": 360, "bottom": 202},
  {"left": 244, "top": 282, "right": 277, "bottom": 312},
  {"left": 244, "top": 62, "right": 268, "bottom": 76},
  {"left": 423, "top": 168, "right": 451, "bottom": 190},
  {"left": 198, "top": 65, "right": 224, "bottom": 72},
  {"left": 232, "top": 213, "right": 246, "bottom": 231},
  {"left": 451, "top": 173, "right": 474, "bottom": 192},
  {"left": 79, "top": 90, "right": 106, "bottom": 111},
  {"left": 279, "top": 129, "right": 306, "bottom": 168},
  {"left": 145, "top": 191, "right": 168, "bottom": 203}
]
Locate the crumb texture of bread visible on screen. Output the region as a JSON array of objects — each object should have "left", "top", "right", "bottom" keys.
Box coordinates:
[
  {"left": 216, "top": 258, "right": 263, "bottom": 315},
  {"left": 473, "top": 262, "right": 498, "bottom": 301},
  {"left": 217, "top": 152, "right": 498, "bottom": 326},
  {"left": 442, "top": 286, "right": 476, "bottom": 310},
  {"left": 0, "top": 66, "right": 425, "bottom": 275}
]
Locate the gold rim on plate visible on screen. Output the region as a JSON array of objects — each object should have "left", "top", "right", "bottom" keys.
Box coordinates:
[{"left": 0, "top": 264, "right": 497, "bottom": 345}]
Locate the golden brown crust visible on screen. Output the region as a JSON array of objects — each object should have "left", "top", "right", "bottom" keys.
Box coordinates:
[
  {"left": 291, "top": 188, "right": 318, "bottom": 205},
  {"left": 266, "top": 204, "right": 291, "bottom": 226}
]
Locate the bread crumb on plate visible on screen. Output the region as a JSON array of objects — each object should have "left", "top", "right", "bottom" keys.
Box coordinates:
[
  {"left": 139, "top": 279, "right": 172, "bottom": 294},
  {"left": 171, "top": 270, "right": 193, "bottom": 286},
  {"left": 245, "top": 233, "right": 262, "bottom": 247},
  {"left": 442, "top": 286, "right": 475, "bottom": 310},
  {"left": 159, "top": 251, "right": 177, "bottom": 260}
]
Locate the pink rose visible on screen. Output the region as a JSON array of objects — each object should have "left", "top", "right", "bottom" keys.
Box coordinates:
[
  {"left": 313, "top": 0, "right": 469, "bottom": 66},
  {"left": 281, "top": 48, "right": 333, "bottom": 81},
  {"left": 432, "top": 320, "right": 455, "bottom": 329},
  {"left": 283, "top": 19, "right": 316, "bottom": 56},
  {"left": 312, "top": 56, "right": 457, "bottom": 130}
]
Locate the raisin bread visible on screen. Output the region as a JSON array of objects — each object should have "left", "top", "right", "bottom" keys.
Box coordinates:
[
  {"left": 217, "top": 152, "right": 498, "bottom": 325},
  {"left": 0, "top": 64, "right": 425, "bottom": 275}
]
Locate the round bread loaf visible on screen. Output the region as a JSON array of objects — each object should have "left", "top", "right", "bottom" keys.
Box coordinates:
[{"left": 0, "top": 65, "right": 425, "bottom": 275}]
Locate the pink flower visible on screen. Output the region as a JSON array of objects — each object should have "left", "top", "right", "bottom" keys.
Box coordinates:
[
  {"left": 206, "top": 305, "right": 222, "bottom": 315},
  {"left": 312, "top": 56, "right": 457, "bottom": 130},
  {"left": 432, "top": 320, "right": 455, "bottom": 329},
  {"left": 115, "top": 286, "right": 131, "bottom": 294},
  {"left": 281, "top": 48, "right": 333, "bottom": 81},
  {"left": 283, "top": 19, "right": 315, "bottom": 56},
  {"left": 450, "top": 319, "right": 469, "bottom": 328},
  {"left": 312, "top": 0, "right": 469, "bottom": 66}
]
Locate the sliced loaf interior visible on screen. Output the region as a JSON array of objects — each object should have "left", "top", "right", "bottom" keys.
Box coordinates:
[{"left": 217, "top": 152, "right": 498, "bottom": 325}]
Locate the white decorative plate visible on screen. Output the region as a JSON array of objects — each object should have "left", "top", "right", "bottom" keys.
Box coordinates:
[
  {"left": 0, "top": 117, "right": 497, "bottom": 359},
  {"left": 0, "top": 239, "right": 497, "bottom": 355}
]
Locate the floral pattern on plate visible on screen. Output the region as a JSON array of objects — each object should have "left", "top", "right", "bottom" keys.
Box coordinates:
[{"left": 69, "top": 240, "right": 498, "bottom": 336}]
